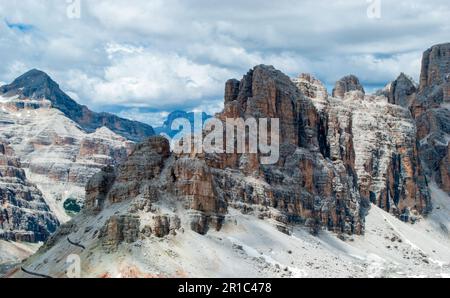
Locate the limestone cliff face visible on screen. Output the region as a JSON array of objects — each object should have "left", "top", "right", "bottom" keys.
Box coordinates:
[
  {"left": 380, "top": 43, "right": 450, "bottom": 194},
  {"left": 81, "top": 66, "right": 365, "bottom": 243},
  {"left": 0, "top": 141, "right": 59, "bottom": 243},
  {"left": 419, "top": 43, "right": 450, "bottom": 92},
  {"left": 294, "top": 74, "right": 431, "bottom": 221},
  {"left": 215, "top": 66, "right": 363, "bottom": 234},
  {"left": 415, "top": 43, "right": 450, "bottom": 194},
  {"left": 439, "top": 144, "right": 450, "bottom": 193},
  {"left": 0, "top": 97, "right": 135, "bottom": 222},
  {"left": 376, "top": 73, "right": 417, "bottom": 107},
  {"left": 84, "top": 136, "right": 226, "bottom": 242},
  {"left": 71, "top": 65, "right": 434, "bottom": 255}
]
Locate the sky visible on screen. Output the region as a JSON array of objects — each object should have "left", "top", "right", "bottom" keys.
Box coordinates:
[{"left": 0, "top": 0, "right": 449, "bottom": 126}]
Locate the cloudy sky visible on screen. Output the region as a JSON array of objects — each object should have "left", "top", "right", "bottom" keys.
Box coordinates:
[{"left": 0, "top": 0, "right": 449, "bottom": 126}]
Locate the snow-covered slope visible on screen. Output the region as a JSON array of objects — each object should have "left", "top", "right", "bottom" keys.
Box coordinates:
[
  {"left": 6, "top": 201, "right": 450, "bottom": 278},
  {"left": 0, "top": 240, "right": 40, "bottom": 275}
]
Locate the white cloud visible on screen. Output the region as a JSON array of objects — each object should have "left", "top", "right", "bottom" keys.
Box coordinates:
[
  {"left": 65, "top": 44, "right": 233, "bottom": 109},
  {"left": 6, "top": 61, "right": 29, "bottom": 79},
  {"left": 117, "top": 108, "right": 169, "bottom": 127},
  {"left": 191, "top": 100, "right": 224, "bottom": 116}
]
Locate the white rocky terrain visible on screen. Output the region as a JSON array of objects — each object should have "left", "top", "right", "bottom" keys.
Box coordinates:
[
  {"left": 294, "top": 73, "right": 430, "bottom": 221},
  {"left": 0, "top": 97, "right": 134, "bottom": 222}
]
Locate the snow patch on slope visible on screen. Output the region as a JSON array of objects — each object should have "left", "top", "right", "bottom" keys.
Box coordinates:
[{"left": 0, "top": 240, "right": 40, "bottom": 274}]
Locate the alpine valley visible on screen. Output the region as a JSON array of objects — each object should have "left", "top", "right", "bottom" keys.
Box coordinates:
[{"left": 1, "top": 43, "right": 450, "bottom": 278}]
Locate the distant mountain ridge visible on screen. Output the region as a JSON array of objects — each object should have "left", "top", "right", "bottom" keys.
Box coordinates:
[
  {"left": 154, "top": 110, "right": 211, "bottom": 137},
  {"left": 0, "top": 69, "right": 154, "bottom": 142}
]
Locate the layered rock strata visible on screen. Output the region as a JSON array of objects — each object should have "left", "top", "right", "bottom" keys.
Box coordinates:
[{"left": 0, "top": 141, "right": 59, "bottom": 243}]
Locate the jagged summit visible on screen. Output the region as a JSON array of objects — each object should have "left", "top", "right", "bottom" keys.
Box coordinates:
[
  {"left": 332, "top": 74, "right": 365, "bottom": 98},
  {"left": 0, "top": 69, "right": 57, "bottom": 98},
  {"left": 376, "top": 72, "right": 417, "bottom": 107},
  {"left": 0, "top": 69, "right": 154, "bottom": 142},
  {"left": 420, "top": 42, "right": 450, "bottom": 90},
  {"left": 8, "top": 57, "right": 447, "bottom": 278}
]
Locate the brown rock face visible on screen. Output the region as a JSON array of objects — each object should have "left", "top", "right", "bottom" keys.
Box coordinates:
[
  {"left": 224, "top": 79, "right": 240, "bottom": 104},
  {"left": 419, "top": 43, "right": 450, "bottom": 91},
  {"left": 409, "top": 43, "right": 450, "bottom": 194},
  {"left": 0, "top": 141, "right": 59, "bottom": 243},
  {"left": 82, "top": 66, "right": 365, "bottom": 241},
  {"left": 172, "top": 158, "right": 226, "bottom": 234},
  {"left": 376, "top": 73, "right": 417, "bottom": 107},
  {"left": 332, "top": 75, "right": 365, "bottom": 98},
  {"left": 222, "top": 65, "right": 321, "bottom": 153},
  {"left": 437, "top": 144, "right": 450, "bottom": 193},
  {"left": 295, "top": 73, "right": 431, "bottom": 222},
  {"left": 84, "top": 166, "right": 116, "bottom": 212},
  {"left": 100, "top": 215, "right": 140, "bottom": 252},
  {"left": 65, "top": 61, "right": 438, "bottom": 253},
  {"left": 86, "top": 137, "right": 170, "bottom": 208},
  {"left": 141, "top": 214, "right": 181, "bottom": 238},
  {"left": 85, "top": 136, "right": 226, "bottom": 243},
  {"left": 216, "top": 66, "right": 364, "bottom": 234},
  {"left": 223, "top": 66, "right": 299, "bottom": 146}
]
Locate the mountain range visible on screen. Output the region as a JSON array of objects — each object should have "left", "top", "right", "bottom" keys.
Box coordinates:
[
  {"left": 0, "top": 69, "right": 155, "bottom": 142},
  {"left": 0, "top": 70, "right": 156, "bottom": 271},
  {"left": 1, "top": 43, "right": 450, "bottom": 278}
]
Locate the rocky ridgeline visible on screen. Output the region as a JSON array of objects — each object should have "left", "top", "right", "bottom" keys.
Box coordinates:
[
  {"left": 296, "top": 74, "right": 430, "bottom": 221},
  {"left": 377, "top": 43, "right": 450, "bottom": 194},
  {"left": 0, "top": 141, "right": 59, "bottom": 242},
  {"left": 0, "top": 70, "right": 155, "bottom": 245},
  {"left": 41, "top": 58, "right": 444, "bottom": 255},
  {"left": 7, "top": 44, "right": 449, "bottom": 265},
  {"left": 37, "top": 65, "right": 398, "bottom": 255},
  {"left": 0, "top": 69, "right": 154, "bottom": 142},
  {"left": 414, "top": 43, "right": 450, "bottom": 193},
  {"left": 0, "top": 95, "right": 136, "bottom": 223}
]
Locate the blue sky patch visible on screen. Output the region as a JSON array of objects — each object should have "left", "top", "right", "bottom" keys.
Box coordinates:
[{"left": 5, "top": 20, "right": 34, "bottom": 32}]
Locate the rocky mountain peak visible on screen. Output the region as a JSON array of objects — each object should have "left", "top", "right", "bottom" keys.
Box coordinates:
[
  {"left": 419, "top": 42, "right": 450, "bottom": 91},
  {"left": 410, "top": 43, "right": 450, "bottom": 194},
  {"left": 376, "top": 72, "right": 417, "bottom": 107},
  {"left": 332, "top": 74, "right": 365, "bottom": 98},
  {"left": 1, "top": 68, "right": 53, "bottom": 94},
  {"left": 223, "top": 64, "right": 321, "bottom": 150},
  {"left": 0, "top": 70, "right": 154, "bottom": 142},
  {"left": 293, "top": 73, "right": 328, "bottom": 98}
]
